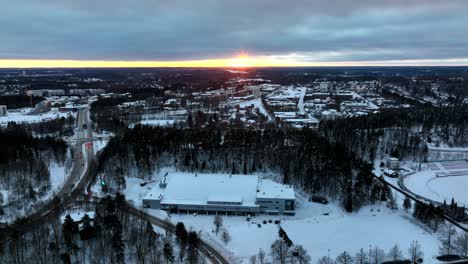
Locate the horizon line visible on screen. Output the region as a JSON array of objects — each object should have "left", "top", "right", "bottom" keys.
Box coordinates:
[{"left": 1, "top": 58, "right": 468, "bottom": 68}]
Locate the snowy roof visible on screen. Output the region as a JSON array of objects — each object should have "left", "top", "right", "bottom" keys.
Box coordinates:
[
  {"left": 150, "top": 173, "right": 260, "bottom": 207},
  {"left": 60, "top": 211, "right": 95, "bottom": 223},
  {"left": 257, "top": 179, "right": 295, "bottom": 200},
  {"left": 145, "top": 173, "right": 295, "bottom": 206}
]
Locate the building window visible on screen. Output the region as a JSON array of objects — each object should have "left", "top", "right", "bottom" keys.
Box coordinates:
[{"left": 285, "top": 200, "right": 295, "bottom": 211}]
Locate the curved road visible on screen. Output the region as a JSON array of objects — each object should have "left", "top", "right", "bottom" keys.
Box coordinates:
[
  {"left": 124, "top": 205, "right": 230, "bottom": 264},
  {"left": 0, "top": 110, "right": 231, "bottom": 264}
]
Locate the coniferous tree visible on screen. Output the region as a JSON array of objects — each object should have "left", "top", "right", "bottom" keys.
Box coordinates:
[{"left": 403, "top": 196, "right": 412, "bottom": 212}]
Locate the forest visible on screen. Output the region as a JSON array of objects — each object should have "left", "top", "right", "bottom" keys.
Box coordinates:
[
  {"left": 0, "top": 95, "right": 44, "bottom": 109},
  {"left": 0, "top": 123, "right": 68, "bottom": 217},
  {"left": 319, "top": 104, "right": 468, "bottom": 162},
  {"left": 97, "top": 127, "right": 389, "bottom": 213},
  {"left": 0, "top": 195, "right": 201, "bottom": 264}
]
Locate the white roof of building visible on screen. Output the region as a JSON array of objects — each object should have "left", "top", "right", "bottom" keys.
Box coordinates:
[
  {"left": 257, "top": 179, "right": 295, "bottom": 200},
  {"left": 149, "top": 173, "right": 260, "bottom": 207},
  {"left": 144, "top": 172, "right": 295, "bottom": 206}
]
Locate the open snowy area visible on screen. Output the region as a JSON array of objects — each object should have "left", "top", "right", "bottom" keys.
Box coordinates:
[
  {"left": 0, "top": 108, "right": 74, "bottom": 126},
  {"left": 404, "top": 170, "right": 468, "bottom": 205},
  {"left": 147, "top": 199, "right": 440, "bottom": 263},
  {"left": 404, "top": 161, "right": 468, "bottom": 205},
  {"left": 237, "top": 97, "right": 272, "bottom": 121},
  {"left": 119, "top": 175, "right": 440, "bottom": 263}
]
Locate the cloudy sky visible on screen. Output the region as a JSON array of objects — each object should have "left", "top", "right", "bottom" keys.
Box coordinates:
[{"left": 1, "top": 0, "right": 468, "bottom": 66}]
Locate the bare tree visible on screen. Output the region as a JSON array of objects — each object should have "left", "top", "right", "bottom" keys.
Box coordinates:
[
  {"left": 220, "top": 229, "right": 231, "bottom": 245},
  {"left": 455, "top": 233, "right": 468, "bottom": 258},
  {"left": 368, "top": 246, "right": 385, "bottom": 264},
  {"left": 408, "top": 240, "right": 423, "bottom": 263},
  {"left": 317, "top": 256, "right": 335, "bottom": 264},
  {"left": 258, "top": 248, "right": 266, "bottom": 264},
  {"left": 250, "top": 255, "right": 257, "bottom": 264},
  {"left": 354, "top": 248, "right": 368, "bottom": 264},
  {"left": 292, "top": 245, "right": 311, "bottom": 264},
  {"left": 213, "top": 214, "right": 223, "bottom": 235},
  {"left": 439, "top": 223, "right": 457, "bottom": 256},
  {"left": 387, "top": 244, "right": 403, "bottom": 261},
  {"left": 271, "top": 239, "right": 290, "bottom": 264},
  {"left": 336, "top": 251, "right": 353, "bottom": 264}
]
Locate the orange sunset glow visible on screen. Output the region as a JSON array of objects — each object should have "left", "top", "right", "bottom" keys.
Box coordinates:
[{"left": 0, "top": 53, "right": 319, "bottom": 68}]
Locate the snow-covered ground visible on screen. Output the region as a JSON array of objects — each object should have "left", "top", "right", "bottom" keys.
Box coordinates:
[
  {"left": 60, "top": 209, "right": 95, "bottom": 223},
  {"left": 237, "top": 97, "right": 272, "bottom": 121},
  {"left": 44, "top": 161, "right": 67, "bottom": 199},
  {"left": 0, "top": 160, "right": 69, "bottom": 222},
  {"left": 139, "top": 119, "right": 175, "bottom": 127},
  {"left": 404, "top": 170, "right": 468, "bottom": 205},
  {"left": 128, "top": 119, "right": 176, "bottom": 128},
  {"left": 297, "top": 87, "right": 306, "bottom": 114},
  {"left": 92, "top": 131, "right": 113, "bottom": 155},
  {"left": 0, "top": 108, "right": 74, "bottom": 126},
  {"left": 121, "top": 173, "right": 440, "bottom": 263},
  {"left": 102, "top": 169, "right": 443, "bottom": 263},
  {"left": 146, "top": 199, "right": 439, "bottom": 263}
]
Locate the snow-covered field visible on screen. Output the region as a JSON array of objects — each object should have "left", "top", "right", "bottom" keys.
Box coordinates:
[
  {"left": 120, "top": 174, "right": 440, "bottom": 263},
  {"left": 128, "top": 119, "right": 176, "bottom": 128},
  {"left": 405, "top": 170, "right": 468, "bottom": 205},
  {"left": 147, "top": 199, "right": 439, "bottom": 263},
  {"left": 237, "top": 98, "right": 272, "bottom": 121},
  {"left": 0, "top": 108, "right": 74, "bottom": 125},
  {"left": 139, "top": 119, "right": 175, "bottom": 127},
  {"left": 45, "top": 161, "right": 67, "bottom": 198}
]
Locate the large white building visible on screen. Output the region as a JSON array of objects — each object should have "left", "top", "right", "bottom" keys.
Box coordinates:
[{"left": 143, "top": 173, "right": 295, "bottom": 215}]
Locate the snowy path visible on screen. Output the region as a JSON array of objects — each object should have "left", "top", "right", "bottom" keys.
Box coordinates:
[{"left": 297, "top": 87, "right": 306, "bottom": 114}]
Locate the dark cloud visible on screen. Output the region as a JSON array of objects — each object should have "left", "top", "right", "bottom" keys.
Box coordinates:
[{"left": 1, "top": 0, "right": 468, "bottom": 63}]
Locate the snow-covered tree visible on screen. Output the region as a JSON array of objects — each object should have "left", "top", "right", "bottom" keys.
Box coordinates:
[
  {"left": 388, "top": 193, "right": 398, "bottom": 210},
  {"left": 292, "top": 245, "right": 311, "bottom": 264},
  {"left": 249, "top": 255, "right": 257, "bottom": 264},
  {"left": 408, "top": 240, "right": 423, "bottom": 263},
  {"left": 258, "top": 248, "right": 266, "bottom": 264},
  {"left": 354, "top": 248, "right": 368, "bottom": 264},
  {"left": 221, "top": 229, "right": 231, "bottom": 245},
  {"left": 213, "top": 214, "right": 223, "bottom": 235},
  {"left": 163, "top": 242, "right": 175, "bottom": 264},
  {"left": 336, "top": 251, "right": 353, "bottom": 264},
  {"left": 316, "top": 256, "right": 335, "bottom": 264},
  {"left": 368, "top": 246, "right": 385, "bottom": 264},
  {"left": 455, "top": 233, "right": 468, "bottom": 258},
  {"left": 387, "top": 244, "right": 403, "bottom": 261},
  {"left": 403, "top": 196, "right": 412, "bottom": 212},
  {"left": 271, "top": 239, "right": 290, "bottom": 264},
  {"left": 439, "top": 223, "right": 457, "bottom": 255}
]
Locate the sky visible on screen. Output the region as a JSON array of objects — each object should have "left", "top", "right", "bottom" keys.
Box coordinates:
[{"left": 1, "top": 0, "right": 468, "bottom": 67}]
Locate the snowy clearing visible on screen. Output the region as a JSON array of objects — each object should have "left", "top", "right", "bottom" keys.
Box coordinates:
[
  {"left": 112, "top": 171, "right": 442, "bottom": 263},
  {"left": 405, "top": 170, "right": 468, "bottom": 205},
  {"left": 0, "top": 108, "right": 74, "bottom": 126},
  {"left": 129, "top": 119, "right": 176, "bottom": 128},
  {"left": 150, "top": 199, "right": 439, "bottom": 263},
  {"left": 237, "top": 97, "right": 272, "bottom": 121}
]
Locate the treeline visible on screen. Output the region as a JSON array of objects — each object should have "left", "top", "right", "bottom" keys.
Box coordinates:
[
  {"left": 320, "top": 104, "right": 468, "bottom": 161},
  {"left": 0, "top": 124, "right": 67, "bottom": 209},
  {"left": 0, "top": 195, "right": 192, "bottom": 264},
  {"left": 0, "top": 95, "right": 44, "bottom": 109},
  {"left": 98, "top": 127, "right": 387, "bottom": 212},
  {"left": 20, "top": 116, "right": 75, "bottom": 136}
]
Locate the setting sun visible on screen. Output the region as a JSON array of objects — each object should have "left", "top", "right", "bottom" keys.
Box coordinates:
[{"left": 228, "top": 52, "right": 253, "bottom": 68}]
